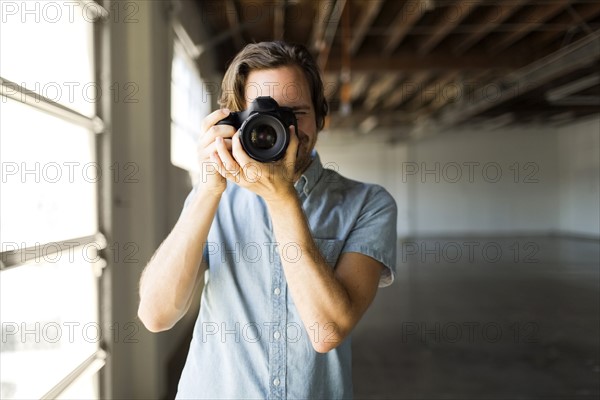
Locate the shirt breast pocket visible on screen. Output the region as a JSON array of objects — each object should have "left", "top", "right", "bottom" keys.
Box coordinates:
[{"left": 313, "top": 238, "right": 345, "bottom": 269}]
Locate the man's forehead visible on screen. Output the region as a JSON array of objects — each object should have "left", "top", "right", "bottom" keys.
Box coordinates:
[
  {"left": 244, "top": 80, "right": 306, "bottom": 95},
  {"left": 244, "top": 67, "right": 311, "bottom": 107}
]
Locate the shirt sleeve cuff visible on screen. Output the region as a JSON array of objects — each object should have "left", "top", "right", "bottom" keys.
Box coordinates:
[{"left": 341, "top": 244, "right": 396, "bottom": 287}]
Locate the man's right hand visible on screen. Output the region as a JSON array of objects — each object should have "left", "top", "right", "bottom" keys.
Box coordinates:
[{"left": 197, "top": 108, "right": 237, "bottom": 196}]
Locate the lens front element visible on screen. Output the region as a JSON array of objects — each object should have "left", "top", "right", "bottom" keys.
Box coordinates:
[
  {"left": 240, "top": 114, "right": 290, "bottom": 162},
  {"left": 250, "top": 125, "right": 277, "bottom": 150}
]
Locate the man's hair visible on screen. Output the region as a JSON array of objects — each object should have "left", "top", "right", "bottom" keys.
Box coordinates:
[{"left": 219, "top": 41, "right": 329, "bottom": 131}]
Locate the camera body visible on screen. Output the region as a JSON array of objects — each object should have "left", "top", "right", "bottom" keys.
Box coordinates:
[{"left": 216, "top": 96, "right": 297, "bottom": 162}]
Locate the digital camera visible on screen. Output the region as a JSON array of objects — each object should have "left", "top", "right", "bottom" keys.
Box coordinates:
[{"left": 216, "top": 96, "right": 297, "bottom": 162}]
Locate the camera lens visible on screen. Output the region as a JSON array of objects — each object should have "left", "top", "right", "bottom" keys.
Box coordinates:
[
  {"left": 250, "top": 125, "right": 277, "bottom": 149},
  {"left": 240, "top": 114, "right": 290, "bottom": 162}
]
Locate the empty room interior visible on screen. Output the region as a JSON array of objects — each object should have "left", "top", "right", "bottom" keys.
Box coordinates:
[{"left": 0, "top": 0, "right": 599, "bottom": 399}]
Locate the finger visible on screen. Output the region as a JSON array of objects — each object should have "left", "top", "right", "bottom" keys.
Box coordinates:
[
  {"left": 211, "top": 151, "right": 242, "bottom": 182},
  {"left": 283, "top": 125, "right": 300, "bottom": 164},
  {"left": 203, "top": 139, "right": 234, "bottom": 153},
  {"left": 200, "top": 108, "right": 231, "bottom": 134},
  {"left": 231, "top": 133, "right": 264, "bottom": 182},
  {"left": 231, "top": 131, "right": 254, "bottom": 168},
  {"left": 215, "top": 136, "right": 241, "bottom": 176},
  {"left": 210, "top": 151, "right": 227, "bottom": 178},
  {"left": 198, "top": 139, "right": 234, "bottom": 163},
  {"left": 198, "top": 124, "right": 237, "bottom": 148}
]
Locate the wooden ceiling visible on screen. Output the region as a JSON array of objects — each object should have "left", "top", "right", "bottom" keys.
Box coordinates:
[{"left": 195, "top": 0, "right": 600, "bottom": 137}]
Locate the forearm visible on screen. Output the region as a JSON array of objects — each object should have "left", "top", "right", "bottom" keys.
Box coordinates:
[
  {"left": 266, "top": 194, "right": 355, "bottom": 351},
  {"left": 138, "top": 187, "right": 221, "bottom": 332}
]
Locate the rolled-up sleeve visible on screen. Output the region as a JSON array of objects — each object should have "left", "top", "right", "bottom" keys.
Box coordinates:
[{"left": 340, "top": 185, "right": 398, "bottom": 287}]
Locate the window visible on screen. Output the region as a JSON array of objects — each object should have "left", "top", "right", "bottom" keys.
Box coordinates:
[
  {"left": 171, "top": 26, "right": 212, "bottom": 183},
  {"left": 0, "top": 1, "right": 107, "bottom": 398}
]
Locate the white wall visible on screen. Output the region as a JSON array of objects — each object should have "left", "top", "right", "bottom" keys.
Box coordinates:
[
  {"left": 318, "top": 116, "right": 599, "bottom": 239},
  {"left": 407, "top": 127, "right": 559, "bottom": 236},
  {"left": 316, "top": 136, "right": 410, "bottom": 237},
  {"left": 557, "top": 116, "right": 600, "bottom": 237}
]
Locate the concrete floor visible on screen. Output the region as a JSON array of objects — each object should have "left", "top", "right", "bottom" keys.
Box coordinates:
[{"left": 352, "top": 236, "right": 600, "bottom": 400}]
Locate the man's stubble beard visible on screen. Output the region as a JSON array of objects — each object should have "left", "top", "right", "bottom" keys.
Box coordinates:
[{"left": 293, "top": 131, "right": 314, "bottom": 177}]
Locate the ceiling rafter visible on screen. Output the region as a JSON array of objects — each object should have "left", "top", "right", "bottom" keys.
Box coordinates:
[
  {"left": 316, "top": 0, "right": 348, "bottom": 71},
  {"left": 418, "top": 0, "right": 481, "bottom": 55},
  {"left": 422, "top": 70, "right": 492, "bottom": 117},
  {"left": 440, "top": 31, "right": 600, "bottom": 126},
  {"left": 323, "top": 73, "right": 341, "bottom": 101},
  {"left": 349, "top": 0, "right": 385, "bottom": 55},
  {"left": 383, "top": 0, "right": 430, "bottom": 56},
  {"left": 454, "top": 0, "right": 527, "bottom": 55},
  {"left": 405, "top": 71, "right": 460, "bottom": 111},
  {"left": 383, "top": 71, "right": 432, "bottom": 109},
  {"left": 526, "top": 2, "right": 600, "bottom": 49},
  {"left": 325, "top": 50, "right": 532, "bottom": 71},
  {"left": 546, "top": 73, "right": 600, "bottom": 101},
  {"left": 310, "top": 0, "right": 335, "bottom": 51},
  {"left": 274, "top": 1, "right": 285, "bottom": 40},
  {"left": 489, "top": 0, "right": 572, "bottom": 54},
  {"left": 350, "top": 72, "right": 373, "bottom": 102},
  {"left": 363, "top": 73, "right": 404, "bottom": 111},
  {"left": 328, "top": 111, "right": 414, "bottom": 130},
  {"left": 548, "top": 96, "right": 600, "bottom": 107},
  {"left": 225, "top": 0, "right": 245, "bottom": 50}
]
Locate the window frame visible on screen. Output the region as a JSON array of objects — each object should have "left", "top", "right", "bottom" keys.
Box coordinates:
[
  {"left": 0, "top": 1, "right": 109, "bottom": 398},
  {"left": 170, "top": 17, "right": 212, "bottom": 180}
]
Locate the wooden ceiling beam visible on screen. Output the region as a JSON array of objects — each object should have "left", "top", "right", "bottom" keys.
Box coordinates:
[
  {"left": 383, "top": 71, "right": 432, "bottom": 109},
  {"left": 430, "top": 70, "right": 493, "bottom": 112},
  {"left": 546, "top": 73, "right": 600, "bottom": 102},
  {"left": 317, "top": 0, "right": 348, "bottom": 71},
  {"left": 325, "top": 50, "right": 531, "bottom": 71},
  {"left": 363, "top": 73, "right": 403, "bottom": 111},
  {"left": 454, "top": 0, "right": 527, "bottom": 55},
  {"left": 323, "top": 73, "right": 340, "bottom": 101},
  {"left": 225, "top": 0, "right": 245, "bottom": 50},
  {"left": 274, "top": 1, "right": 285, "bottom": 40},
  {"left": 546, "top": 96, "right": 600, "bottom": 107},
  {"left": 310, "top": 0, "right": 336, "bottom": 52},
  {"left": 327, "top": 110, "right": 414, "bottom": 130},
  {"left": 418, "top": 0, "right": 480, "bottom": 55},
  {"left": 439, "top": 31, "right": 600, "bottom": 126},
  {"left": 405, "top": 71, "right": 460, "bottom": 111},
  {"left": 349, "top": 0, "right": 385, "bottom": 55},
  {"left": 350, "top": 72, "right": 373, "bottom": 102},
  {"left": 489, "top": 0, "right": 571, "bottom": 54},
  {"left": 527, "top": 2, "right": 600, "bottom": 49},
  {"left": 383, "top": 0, "right": 431, "bottom": 56}
]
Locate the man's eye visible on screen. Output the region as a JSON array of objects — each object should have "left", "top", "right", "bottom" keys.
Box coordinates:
[{"left": 294, "top": 112, "right": 307, "bottom": 116}]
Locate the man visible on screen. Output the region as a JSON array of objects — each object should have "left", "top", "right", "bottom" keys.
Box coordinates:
[{"left": 138, "top": 41, "right": 397, "bottom": 399}]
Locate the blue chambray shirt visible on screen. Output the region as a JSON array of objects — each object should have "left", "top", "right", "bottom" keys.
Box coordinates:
[{"left": 176, "top": 151, "right": 397, "bottom": 400}]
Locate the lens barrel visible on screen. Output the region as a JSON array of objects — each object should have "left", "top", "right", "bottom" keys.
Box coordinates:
[{"left": 239, "top": 113, "right": 290, "bottom": 162}]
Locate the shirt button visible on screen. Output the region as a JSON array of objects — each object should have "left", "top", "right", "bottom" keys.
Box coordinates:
[
  {"left": 273, "top": 378, "right": 280, "bottom": 386},
  {"left": 273, "top": 331, "right": 281, "bottom": 340},
  {"left": 273, "top": 287, "right": 281, "bottom": 296}
]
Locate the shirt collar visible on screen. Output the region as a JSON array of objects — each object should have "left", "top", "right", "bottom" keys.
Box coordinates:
[{"left": 294, "top": 150, "right": 323, "bottom": 196}]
